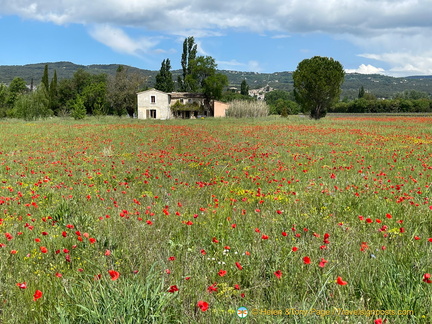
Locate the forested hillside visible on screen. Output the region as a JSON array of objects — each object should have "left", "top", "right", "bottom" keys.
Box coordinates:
[{"left": 1, "top": 62, "right": 431, "bottom": 100}]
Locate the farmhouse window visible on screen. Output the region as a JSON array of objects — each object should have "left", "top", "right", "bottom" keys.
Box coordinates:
[{"left": 151, "top": 96, "right": 156, "bottom": 103}]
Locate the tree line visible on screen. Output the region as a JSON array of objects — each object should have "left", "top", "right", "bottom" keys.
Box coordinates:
[{"left": 0, "top": 64, "right": 146, "bottom": 120}]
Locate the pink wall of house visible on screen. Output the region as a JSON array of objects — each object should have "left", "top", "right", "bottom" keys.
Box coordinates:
[{"left": 214, "top": 101, "right": 229, "bottom": 117}]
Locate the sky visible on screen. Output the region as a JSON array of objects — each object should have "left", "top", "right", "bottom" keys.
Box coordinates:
[{"left": 1, "top": 0, "right": 432, "bottom": 77}]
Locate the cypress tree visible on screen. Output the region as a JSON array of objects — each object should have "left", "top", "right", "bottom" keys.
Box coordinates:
[
  {"left": 49, "top": 70, "right": 59, "bottom": 113},
  {"left": 42, "top": 64, "right": 49, "bottom": 92},
  {"left": 155, "top": 59, "right": 174, "bottom": 93}
]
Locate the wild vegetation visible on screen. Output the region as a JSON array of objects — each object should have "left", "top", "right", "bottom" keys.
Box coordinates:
[{"left": 0, "top": 116, "right": 430, "bottom": 323}]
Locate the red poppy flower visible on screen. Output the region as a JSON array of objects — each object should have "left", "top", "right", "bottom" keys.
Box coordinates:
[
  {"left": 423, "top": 273, "right": 431, "bottom": 284},
  {"left": 336, "top": 276, "right": 348, "bottom": 285},
  {"left": 374, "top": 319, "right": 383, "bottom": 324},
  {"left": 292, "top": 247, "right": 298, "bottom": 252},
  {"left": 167, "top": 285, "right": 179, "bottom": 293},
  {"left": 168, "top": 256, "right": 176, "bottom": 261},
  {"left": 234, "top": 284, "right": 240, "bottom": 290},
  {"left": 197, "top": 300, "right": 209, "bottom": 312},
  {"left": 274, "top": 270, "right": 282, "bottom": 279},
  {"left": 235, "top": 262, "right": 243, "bottom": 270},
  {"left": 40, "top": 246, "right": 48, "bottom": 254},
  {"left": 212, "top": 237, "right": 219, "bottom": 243},
  {"left": 33, "top": 290, "right": 43, "bottom": 301},
  {"left": 281, "top": 231, "right": 287, "bottom": 236},
  {"left": 261, "top": 234, "right": 269, "bottom": 240},
  {"left": 318, "top": 258, "right": 328, "bottom": 268},
  {"left": 108, "top": 270, "right": 120, "bottom": 281},
  {"left": 303, "top": 256, "right": 311, "bottom": 264},
  {"left": 16, "top": 282, "right": 27, "bottom": 289},
  {"left": 200, "top": 249, "right": 206, "bottom": 255},
  {"left": 218, "top": 270, "right": 227, "bottom": 277},
  {"left": 207, "top": 283, "right": 218, "bottom": 293}
]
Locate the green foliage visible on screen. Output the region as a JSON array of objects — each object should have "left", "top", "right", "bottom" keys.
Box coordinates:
[
  {"left": 293, "top": 56, "right": 345, "bottom": 119},
  {"left": 0, "top": 84, "right": 9, "bottom": 117},
  {"left": 220, "top": 91, "right": 254, "bottom": 102},
  {"left": 202, "top": 73, "right": 228, "bottom": 100},
  {"left": 49, "top": 70, "right": 59, "bottom": 113},
  {"left": 330, "top": 97, "right": 432, "bottom": 113},
  {"left": 70, "top": 95, "right": 87, "bottom": 119},
  {"left": 41, "top": 64, "right": 49, "bottom": 92},
  {"left": 154, "top": 59, "right": 174, "bottom": 93},
  {"left": 240, "top": 79, "right": 249, "bottom": 96},
  {"left": 107, "top": 65, "right": 146, "bottom": 117},
  {"left": 358, "top": 85, "right": 365, "bottom": 98},
  {"left": 6, "top": 77, "right": 28, "bottom": 107},
  {"left": 10, "top": 84, "right": 53, "bottom": 120},
  {"left": 178, "top": 37, "right": 198, "bottom": 92}
]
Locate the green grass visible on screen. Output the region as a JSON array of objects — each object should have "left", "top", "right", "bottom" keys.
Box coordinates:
[{"left": 0, "top": 115, "right": 431, "bottom": 323}]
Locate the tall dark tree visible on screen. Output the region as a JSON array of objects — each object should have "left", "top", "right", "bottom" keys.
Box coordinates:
[
  {"left": 41, "top": 64, "right": 49, "bottom": 92},
  {"left": 178, "top": 37, "right": 197, "bottom": 91},
  {"left": 293, "top": 56, "right": 344, "bottom": 119},
  {"left": 358, "top": 86, "right": 365, "bottom": 98},
  {"left": 240, "top": 80, "right": 249, "bottom": 96},
  {"left": 49, "top": 70, "right": 59, "bottom": 113},
  {"left": 154, "top": 59, "right": 174, "bottom": 92}
]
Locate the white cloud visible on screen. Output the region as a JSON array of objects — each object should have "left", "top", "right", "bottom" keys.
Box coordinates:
[
  {"left": 345, "top": 64, "right": 385, "bottom": 75},
  {"left": 271, "top": 34, "right": 291, "bottom": 39},
  {"left": 359, "top": 51, "right": 432, "bottom": 77},
  {"left": 88, "top": 24, "right": 159, "bottom": 57}
]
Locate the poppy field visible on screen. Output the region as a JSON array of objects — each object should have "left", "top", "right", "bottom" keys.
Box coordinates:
[{"left": 0, "top": 116, "right": 431, "bottom": 323}]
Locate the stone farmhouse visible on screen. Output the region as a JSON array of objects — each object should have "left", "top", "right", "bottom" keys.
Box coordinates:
[{"left": 137, "top": 89, "right": 229, "bottom": 120}]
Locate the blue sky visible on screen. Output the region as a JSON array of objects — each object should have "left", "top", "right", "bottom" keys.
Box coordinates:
[{"left": 1, "top": 0, "right": 431, "bottom": 77}]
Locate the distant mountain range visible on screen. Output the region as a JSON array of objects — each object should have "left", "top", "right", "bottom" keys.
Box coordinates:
[{"left": 1, "top": 61, "right": 431, "bottom": 99}]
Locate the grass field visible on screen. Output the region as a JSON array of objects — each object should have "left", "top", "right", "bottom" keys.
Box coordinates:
[{"left": 0, "top": 116, "right": 431, "bottom": 323}]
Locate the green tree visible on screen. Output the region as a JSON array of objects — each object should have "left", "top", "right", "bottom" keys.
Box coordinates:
[
  {"left": 178, "top": 37, "right": 197, "bottom": 91},
  {"left": 202, "top": 73, "right": 228, "bottom": 101},
  {"left": 71, "top": 95, "right": 87, "bottom": 120},
  {"left": 107, "top": 65, "right": 146, "bottom": 117},
  {"left": 41, "top": 64, "right": 49, "bottom": 93},
  {"left": 6, "top": 77, "right": 28, "bottom": 107},
  {"left": 188, "top": 56, "right": 218, "bottom": 91},
  {"left": 154, "top": 59, "right": 174, "bottom": 93},
  {"left": 240, "top": 80, "right": 249, "bottom": 96},
  {"left": 293, "top": 56, "right": 345, "bottom": 119},
  {"left": 12, "top": 84, "right": 52, "bottom": 120},
  {"left": 0, "top": 84, "right": 8, "bottom": 117},
  {"left": 358, "top": 86, "right": 365, "bottom": 98},
  {"left": 49, "top": 70, "right": 59, "bottom": 114}
]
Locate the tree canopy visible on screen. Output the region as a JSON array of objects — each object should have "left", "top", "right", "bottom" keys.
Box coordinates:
[
  {"left": 154, "top": 59, "right": 174, "bottom": 93},
  {"left": 293, "top": 56, "right": 345, "bottom": 119}
]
